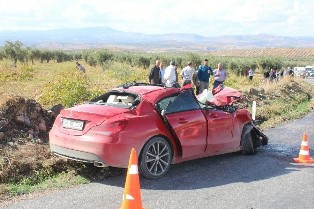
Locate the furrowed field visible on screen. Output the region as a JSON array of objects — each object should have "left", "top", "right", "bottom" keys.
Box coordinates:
[{"left": 0, "top": 42, "right": 313, "bottom": 202}]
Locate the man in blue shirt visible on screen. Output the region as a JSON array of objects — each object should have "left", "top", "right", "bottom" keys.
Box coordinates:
[{"left": 197, "top": 59, "right": 213, "bottom": 94}]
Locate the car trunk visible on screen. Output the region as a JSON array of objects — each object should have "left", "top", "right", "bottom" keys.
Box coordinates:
[{"left": 59, "top": 103, "right": 130, "bottom": 135}]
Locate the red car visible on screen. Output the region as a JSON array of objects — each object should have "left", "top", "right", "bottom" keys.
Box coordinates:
[{"left": 49, "top": 83, "right": 268, "bottom": 179}]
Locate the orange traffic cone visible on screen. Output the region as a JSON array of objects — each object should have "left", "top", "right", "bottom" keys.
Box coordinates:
[
  {"left": 293, "top": 133, "right": 314, "bottom": 163},
  {"left": 120, "top": 148, "right": 145, "bottom": 209}
]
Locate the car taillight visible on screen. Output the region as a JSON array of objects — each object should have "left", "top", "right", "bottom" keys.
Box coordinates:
[
  {"left": 90, "top": 120, "right": 128, "bottom": 136},
  {"left": 108, "top": 120, "right": 128, "bottom": 135}
]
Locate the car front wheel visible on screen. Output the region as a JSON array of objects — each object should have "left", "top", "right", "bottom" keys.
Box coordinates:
[
  {"left": 139, "top": 136, "right": 172, "bottom": 179},
  {"left": 240, "top": 124, "right": 256, "bottom": 155}
]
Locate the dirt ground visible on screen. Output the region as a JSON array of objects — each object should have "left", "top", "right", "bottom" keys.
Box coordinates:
[
  {"left": 0, "top": 97, "right": 56, "bottom": 183},
  {"left": 0, "top": 80, "right": 313, "bottom": 201}
]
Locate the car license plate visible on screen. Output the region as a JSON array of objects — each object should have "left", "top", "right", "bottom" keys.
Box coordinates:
[{"left": 62, "top": 118, "right": 84, "bottom": 130}]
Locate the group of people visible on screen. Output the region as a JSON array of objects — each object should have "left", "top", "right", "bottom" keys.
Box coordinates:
[
  {"left": 148, "top": 59, "right": 227, "bottom": 95},
  {"left": 263, "top": 68, "right": 293, "bottom": 83},
  {"left": 148, "top": 60, "right": 179, "bottom": 87}
]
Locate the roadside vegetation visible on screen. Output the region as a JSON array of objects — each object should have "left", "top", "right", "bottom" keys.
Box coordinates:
[{"left": 0, "top": 41, "right": 313, "bottom": 203}]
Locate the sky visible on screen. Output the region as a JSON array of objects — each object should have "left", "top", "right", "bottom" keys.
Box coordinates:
[{"left": 0, "top": 0, "right": 313, "bottom": 37}]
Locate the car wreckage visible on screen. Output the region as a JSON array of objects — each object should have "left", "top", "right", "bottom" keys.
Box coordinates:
[{"left": 49, "top": 83, "right": 268, "bottom": 179}]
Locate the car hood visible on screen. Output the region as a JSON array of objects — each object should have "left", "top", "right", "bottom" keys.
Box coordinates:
[
  {"left": 60, "top": 103, "right": 130, "bottom": 126},
  {"left": 210, "top": 86, "right": 243, "bottom": 106}
]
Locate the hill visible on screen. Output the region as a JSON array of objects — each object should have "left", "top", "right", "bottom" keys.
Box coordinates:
[{"left": 1, "top": 27, "right": 314, "bottom": 51}]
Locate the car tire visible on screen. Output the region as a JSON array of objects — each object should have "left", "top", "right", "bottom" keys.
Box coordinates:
[
  {"left": 261, "top": 135, "right": 269, "bottom": 145},
  {"left": 240, "top": 125, "right": 256, "bottom": 155},
  {"left": 139, "top": 136, "right": 172, "bottom": 179}
]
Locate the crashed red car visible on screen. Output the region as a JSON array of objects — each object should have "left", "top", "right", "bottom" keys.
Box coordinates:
[{"left": 49, "top": 83, "right": 268, "bottom": 179}]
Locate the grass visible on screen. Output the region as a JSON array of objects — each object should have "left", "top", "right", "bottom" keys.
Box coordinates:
[
  {"left": 246, "top": 76, "right": 314, "bottom": 128},
  {"left": 7, "top": 170, "right": 89, "bottom": 196},
  {"left": 0, "top": 60, "right": 149, "bottom": 107}
]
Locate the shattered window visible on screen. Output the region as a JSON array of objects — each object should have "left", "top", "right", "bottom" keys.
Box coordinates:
[
  {"left": 158, "top": 90, "right": 200, "bottom": 114},
  {"left": 90, "top": 92, "right": 138, "bottom": 108}
]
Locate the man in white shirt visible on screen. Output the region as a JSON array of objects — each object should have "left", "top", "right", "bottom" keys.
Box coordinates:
[
  {"left": 213, "top": 63, "right": 227, "bottom": 89},
  {"left": 164, "top": 61, "right": 176, "bottom": 87},
  {"left": 180, "top": 61, "right": 195, "bottom": 86},
  {"left": 248, "top": 68, "right": 254, "bottom": 81}
]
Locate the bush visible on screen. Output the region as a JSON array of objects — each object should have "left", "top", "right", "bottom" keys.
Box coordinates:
[
  {"left": 87, "top": 54, "right": 97, "bottom": 67},
  {"left": 39, "top": 70, "right": 96, "bottom": 107},
  {"left": 0, "top": 64, "right": 34, "bottom": 82},
  {"left": 96, "top": 50, "right": 114, "bottom": 67},
  {"left": 106, "top": 62, "right": 147, "bottom": 84}
]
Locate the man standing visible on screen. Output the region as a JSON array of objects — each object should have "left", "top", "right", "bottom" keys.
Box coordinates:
[
  {"left": 174, "top": 63, "right": 179, "bottom": 83},
  {"left": 248, "top": 68, "right": 254, "bottom": 81},
  {"left": 213, "top": 63, "right": 227, "bottom": 89},
  {"left": 192, "top": 69, "right": 200, "bottom": 95},
  {"left": 181, "top": 61, "right": 195, "bottom": 86},
  {"left": 149, "top": 60, "right": 161, "bottom": 84},
  {"left": 164, "top": 61, "right": 176, "bottom": 87},
  {"left": 197, "top": 59, "right": 213, "bottom": 94},
  {"left": 159, "top": 62, "right": 165, "bottom": 84}
]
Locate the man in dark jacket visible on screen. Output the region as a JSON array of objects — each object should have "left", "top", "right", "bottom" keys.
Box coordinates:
[
  {"left": 197, "top": 59, "right": 213, "bottom": 94},
  {"left": 149, "top": 60, "right": 161, "bottom": 84}
]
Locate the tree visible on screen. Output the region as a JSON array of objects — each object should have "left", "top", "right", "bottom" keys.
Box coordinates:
[
  {"left": 229, "top": 61, "right": 238, "bottom": 73},
  {"left": 3, "top": 41, "right": 25, "bottom": 67},
  {"left": 82, "top": 50, "right": 91, "bottom": 63},
  {"left": 54, "top": 50, "right": 66, "bottom": 63},
  {"left": 0, "top": 48, "right": 5, "bottom": 60},
  {"left": 258, "top": 57, "right": 284, "bottom": 72},
  {"left": 26, "top": 47, "right": 41, "bottom": 64},
  {"left": 39, "top": 50, "right": 53, "bottom": 63},
  {"left": 138, "top": 56, "right": 150, "bottom": 69},
  {"left": 72, "top": 51, "right": 82, "bottom": 60},
  {"left": 87, "top": 53, "right": 97, "bottom": 67},
  {"left": 96, "top": 49, "right": 114, "bottom": 67},
  {"left": 185, "top": 53, "right": 202, "bottom": 69}
]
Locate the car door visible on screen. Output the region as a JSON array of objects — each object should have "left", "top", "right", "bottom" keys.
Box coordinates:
[
  {"left": 204, "top": 107, "right": 237, "bottom": 154},
  {"left": 158, "top": 90, "right": 207, "bottom": 159}
]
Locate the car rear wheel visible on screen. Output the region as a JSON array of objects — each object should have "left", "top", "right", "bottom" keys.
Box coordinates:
[
  {"left": 139, "top": 136, "right": 172, "bottom": 179},
  {"left": 240, "top": 125, "right": 256, "bottom": 155}
]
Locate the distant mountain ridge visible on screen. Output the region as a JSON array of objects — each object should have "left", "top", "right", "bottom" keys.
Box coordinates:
[{"left": 1, "top": 27, "right": 314, "bottom": 51}]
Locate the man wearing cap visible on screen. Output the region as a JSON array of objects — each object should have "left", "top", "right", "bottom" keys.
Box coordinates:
[
  {"left": 164, "top": 61, "right": 177, "bottom": 87},
  {"left": 197, "top": 59, "right": 213, "bottom": 94},
  {"left": 181, "top": 61, "right": 195, "bottom": 86}
]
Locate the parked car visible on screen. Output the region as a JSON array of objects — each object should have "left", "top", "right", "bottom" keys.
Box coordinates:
[
  {"left": 293, "top": 67, "right": 307, "bottom": 78},
  {"left": 305, "top": 66, "right": 314, "bottom": 77},
  {"left": 49, "top": 83, "right": 268, "bottom": 179}
]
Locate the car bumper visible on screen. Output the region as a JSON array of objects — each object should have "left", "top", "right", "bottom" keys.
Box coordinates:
[
  {"left": 49, "top": 127, "right": 139, "bottom": 168},
  {"left": 50, "top": 144, "right": 107, "bottom": 166}
]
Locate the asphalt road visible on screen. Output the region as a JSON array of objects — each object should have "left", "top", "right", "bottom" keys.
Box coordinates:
[
  {"left": 3, "top": 113, "right": 314, "bottom": 209},
  {"left": 305, "top": 77, "right": 314, "bottom": 85}
]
